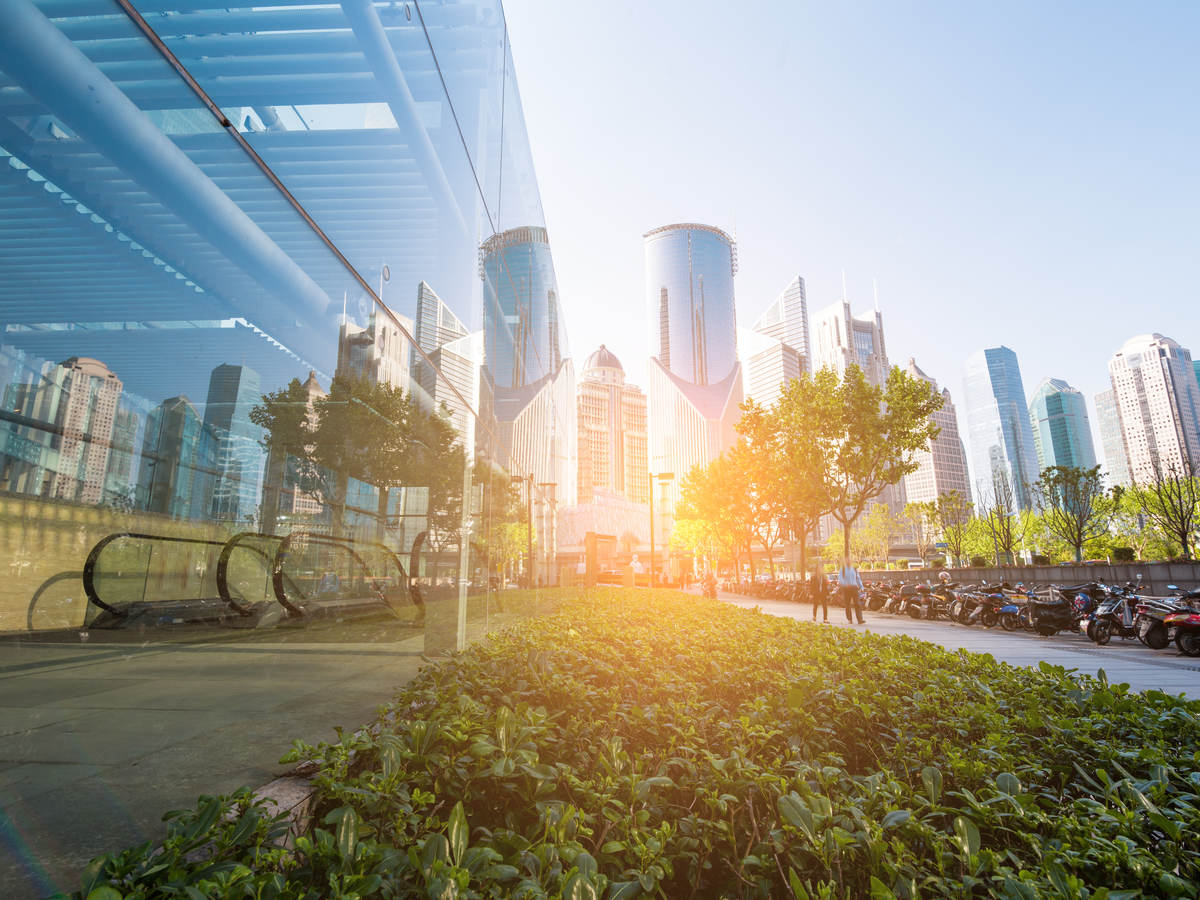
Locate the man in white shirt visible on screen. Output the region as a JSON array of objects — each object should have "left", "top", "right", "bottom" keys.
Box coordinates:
[{"left": 837, "top": 558, "right": 865, "bottom": 624}]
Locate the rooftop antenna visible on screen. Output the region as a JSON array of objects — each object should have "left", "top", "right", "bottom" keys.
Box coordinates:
[
  {"left": 341, "top": 291, "right": 347, "bottom": 325},
  {"left": 841, "top": 268, "right": 848, "bottom": 304},
  {"left": 873, "top": 278, "right": 880, "bottom": 312}
]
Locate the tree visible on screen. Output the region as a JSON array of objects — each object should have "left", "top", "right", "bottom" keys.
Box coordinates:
[
  {"left": 977, "top": 468, "right": 1026, "bottom": 565},
  {"left": 677, "top": 454, "right": 755, "bottom": 579},
  {"left": 857, "top": 504, "right": 902, "bottom": 568},
  {"left": 733, "top": 404, "right": 793, "bottom": 578},
  {"left": 933, "top": 490, "right": 973, "bottom": 566},
  {"left": 903, "top": 500, "right": 938, "bottom": 565},
  {"left": 1106, "top": 487, "right": 1170, "bottom": 561},
  {"left": 1034, "top": 465, "right": 1108, "bottom": 562},
  {"left": 1131, "top": 457, "right": 1200, "bottom": 560},
  {"left": 820, "top": 365, "right": 942, "bottom": 562},
  {"left": 751, "top": 376, "right": 834, "bottom": 578}
]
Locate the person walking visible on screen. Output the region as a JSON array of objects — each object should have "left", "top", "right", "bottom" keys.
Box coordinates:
[
  {"left": 837, "top": 558, "right": 865, "bottom": 624},
  {"left": 809, "top": 564, "right": 829, "bottom": 622}
]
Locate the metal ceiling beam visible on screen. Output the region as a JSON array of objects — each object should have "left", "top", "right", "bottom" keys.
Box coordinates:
[{"left": 0, "top": 0, "right": 331, "bottom": 323}]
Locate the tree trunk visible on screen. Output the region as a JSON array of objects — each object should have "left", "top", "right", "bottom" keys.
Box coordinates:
[
  {"left": 797, "top": 530, "right": 808, "bottom": 577},
  {"left": 842, "top": 521, "right": 851, "bottom": 562}
]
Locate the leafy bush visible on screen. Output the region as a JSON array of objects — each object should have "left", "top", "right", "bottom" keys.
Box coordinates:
[
  {"left": 1111, "top": 547, "right": 1136, "bottom": 562},
  {"left": 62, "top": 590, "right": 1200, "bottom": 899},
  {"left": 970, "top": 556, "right": 988, "bottom": 567}
]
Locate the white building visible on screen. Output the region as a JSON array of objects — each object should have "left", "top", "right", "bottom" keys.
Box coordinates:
[
  {"left": 901, "top": 359, "right": 972, "bottom": 505},
  {"left": 1106, "top": 333, "right": 1200, "bottom": 484},
  {"left": 810, "top": 298, "right": 888, "bottom": 386},
  {"left": 576, "top": 345, "right": 648, "bottom": 505},
  {"left": 753, "top": 275, "right": 810, "bottom": 374}
]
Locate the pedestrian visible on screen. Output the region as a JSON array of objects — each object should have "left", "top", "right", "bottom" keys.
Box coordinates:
[
  {"left": 837, "top": 557, "right": 865, "bottom": 624},
  {"left": 809, "top": 564, "right": 829, "bottom": 622}
]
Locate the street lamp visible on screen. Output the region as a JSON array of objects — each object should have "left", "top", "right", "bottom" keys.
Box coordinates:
[
  {"left": 648, "top": 472, "right": 674, "bottom": 588},
  {"left": 537, "top": 482, "right": 556, "bottom": 586},
  {"left": 511, "top": 473, "right": 533, "bottom": 587}
]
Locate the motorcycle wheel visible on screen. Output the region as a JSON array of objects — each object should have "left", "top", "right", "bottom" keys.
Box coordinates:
[
  {"left": 908, "top": 604, "right": 923, "bottom": 619},
  {"left": 1035, "top": 623, "right": 1059, "bottom": 637},
  {"left": 1093, "top": 620, "right": 1112, "bottom": 646},
  {"left": 1143, "top": 622, "right": 1169, "bottom": 651},
  {"left": 981, "top": 609, "right": 997, "bottom": 628},
  {"left": 1177, "top": 630, "right": 1200, "bottom": 657},
  {"left": 999, "top": 612, "right": 1018, "bottom": 631}
]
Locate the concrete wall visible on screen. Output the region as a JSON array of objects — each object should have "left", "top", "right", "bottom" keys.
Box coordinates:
[{"left": 861, "top": 562, "right": 1200, "bottom": 598}]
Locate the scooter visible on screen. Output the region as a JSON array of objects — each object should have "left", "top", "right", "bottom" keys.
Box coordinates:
[{"left": 1164, "top": 606, "right": 1200, "bottom": 657}]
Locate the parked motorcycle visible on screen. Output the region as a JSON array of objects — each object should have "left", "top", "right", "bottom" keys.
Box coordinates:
[
  {"left": 1082, "top": 581, "right": 1141, "bottom": 645},
  {"left": 1135, "top": 585, "right": 1200, "bottom": 650},
  {"left": 1164, "top": 606, "right": 1200, "bottom": 657}
]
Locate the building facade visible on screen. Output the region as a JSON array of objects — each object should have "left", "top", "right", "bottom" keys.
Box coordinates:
[
  {"left": 1027, "top": 377, "right": 1098, "bottom": 473},
  {"left": 901, "top": 359, "right": 972, "bottom": 505},
  {"left": 740, "top": 327, "right": 804, "bottom": 408},
  {"left": 576, "top": 346, "right": 648, "bottom": 505},
  {"left": 810, "top": 299, "right": 889, "bottom": 386},
  {"left": 1094, "top": 388, "right": 1131, "bottom": 487},
  {"left": 645, "top": 224, "right": 743, "bottom": 507},
  {"left": 753, "top": 275, "right": 810, "bottom": 374},
  {"left": 1106, "top": 333, "right": 1200, "bottom": 484},
  {"left": 962, "top": 347, "right": 1040, "bottom": 510}
]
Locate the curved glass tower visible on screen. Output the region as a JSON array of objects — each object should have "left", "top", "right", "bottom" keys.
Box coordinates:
[
  {"left": 645, "top": 224, "right": 737, "bottom": 386},
  {"left": 963, "top": 346, "right": 1040, "bottom": 510}
]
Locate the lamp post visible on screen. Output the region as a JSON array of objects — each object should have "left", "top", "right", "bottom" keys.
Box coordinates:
[
  {"left": 537, "top": 482, "right": 556, "bottom": 586},
  {"left": 648, "top": 472, "right": 674, "bottom": 588},
  {"left": 511, "top": 473, "right": 533, "bottom": 587}
]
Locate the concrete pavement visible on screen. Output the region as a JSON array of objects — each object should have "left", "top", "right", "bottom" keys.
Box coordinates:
[{"left": 720, "top": 592, "right": 1200, "bottom": 699}]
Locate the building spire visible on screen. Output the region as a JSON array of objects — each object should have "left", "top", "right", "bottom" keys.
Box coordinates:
[
  {"left": 873, "top": 277, "right": 880, "bottom": 312},
  {"left": 841, "top": 268, "right": 848, "bottom": 303}
]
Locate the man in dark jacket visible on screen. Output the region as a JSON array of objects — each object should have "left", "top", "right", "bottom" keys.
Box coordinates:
[{"left": 809, "top": 564, "right": 829, "bottom": 622}]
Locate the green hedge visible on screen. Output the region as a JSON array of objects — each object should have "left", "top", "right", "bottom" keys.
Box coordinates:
[{"left": 62, "top": 590, "right": 1200, "bottom": 898}]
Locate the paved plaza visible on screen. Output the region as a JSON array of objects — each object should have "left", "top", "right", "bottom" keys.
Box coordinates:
[{"left": 721, "top": 592, "right": 1200, "bottom": 698}]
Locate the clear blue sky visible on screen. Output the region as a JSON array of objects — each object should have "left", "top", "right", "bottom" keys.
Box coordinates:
[{"left": 503, "top": 0, "right": 1198, "bottom": 448}]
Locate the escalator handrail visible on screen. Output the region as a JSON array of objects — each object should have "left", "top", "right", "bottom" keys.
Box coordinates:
[
  {"left": 82, "top": 531, "right": 227, "bottom": 618},
  {"left": 271, "top": 530, "right": 408, "bottom": 617},
  {"left": 215, "top": 531, "right": 307, "bottom": 617}
]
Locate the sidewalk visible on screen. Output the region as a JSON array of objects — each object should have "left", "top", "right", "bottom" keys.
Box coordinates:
[
  {"left": 0, "top": 625, "right": 426, "bottom": 899},
  {"left": 716, "top": 591, "right": 1199, "bottom": 698}
]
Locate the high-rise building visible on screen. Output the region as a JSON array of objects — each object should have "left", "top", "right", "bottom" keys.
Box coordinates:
[
  {"left": 337, "top": 307, "right": 414, "bottom": 390},
  {"left": 204, "top": 364, "right": 266, "bottom": 525},
  {"left": 137, "top": 395, "right": 217, "bottom": 520},
  {"left": 962, "top": 346, "right": 1040, "bottom": 510},
  {"left": 739, "top": 327, "right": 803, "bottom": 408},
  {"left": 412, "top": 281, "right": 478, "bottom": 448},
  {"left": 1106, "top": 333, "right": 1200, "bottom": 484},
  {"left": 753, "top": 275, "right": 810, "bottom": 374},
  {"left": 810, "top": 299, "right": 888, "bottom": 385},
  {"left": 414, "top": 281, "right": 468, "bottom": 361},
  {"left": 646, "top": 223, "right": 739, "bottom": 386},
  {"left": 901, "top": 359, "right": 972, "bottom": 505},
  {"left": 1027, "top": 378, "right": 1098, "bottom": 472},
  {"left": 1094, "top": 388, "right": 1130, "bottom": 487},
  {"left": 644, "top": 224, "right": 743, "bottom": 500},
  {"left": 576, "top": 345, "right": 648, "bottom": 505}
]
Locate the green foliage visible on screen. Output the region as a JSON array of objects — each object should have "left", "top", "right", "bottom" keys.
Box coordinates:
[
  {"left": 1034, "top": 466, "right": 1109, "bottom": 563},
  {"left": 64, "top": 591, "right": 1200, "bottom": 898}
]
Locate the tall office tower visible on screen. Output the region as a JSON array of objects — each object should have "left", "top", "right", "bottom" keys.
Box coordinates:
[
  {"left": 481, "top": 226, "right": 564, "bottom": 391},
  {"left": 414, "top": 281, "right": 468, "bottom": 360},
  {"left": 137, "top": 396, "right": 217, "bottom": 519},
  {"left": 739, "top": 327, "right": 803, "bottom": 408},
  {"left": 1106, "top": 333, "right": 1200, "bottom": 484},
  {"left": 645, "top": 224, "right": 744, "bottom": 502},
  {"left": 337, "top": 306, "right": 414, "bottom": 390},
  {"left": 204, "top": 364, "right": 266, "bottom": 525},
  {"left": 810, "top": 299, "right": 888, "bottom": 385},
  {"left": 901, "top": 359, "right": 972, "bottom": 505},
  {"left": 1094, "top": 388, "right": 1131, "bottom": 487},
  {"left": 1193, "top": 360, "right": 1200, "bottom": 395},
  {"left": 962, "top": 346, "right": 1040, "bottom": 510},
  {"left": 576, "top": 345, "right": 648, "bottom": 505},
  {"left": 1027, "top": 378, "right": 1098, "bottom": 472},
  {"left": 412, "top": 280, "right": 478, "bottom": 447},
  {"left": 0, "top": 356, "right": 123, "bottom": 504},
  {"left": 753, "top": 275, "right": 810, "bottom": 374}
]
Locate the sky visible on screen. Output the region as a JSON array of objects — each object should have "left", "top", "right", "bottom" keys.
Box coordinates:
[{"left": 502, "top": 0, "right": 1199, "bottom": 455}]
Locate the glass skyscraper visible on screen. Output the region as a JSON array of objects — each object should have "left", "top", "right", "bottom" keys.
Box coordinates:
[
  {"left": 1027, "top": 377, "right": 1098, "bottom": 472},
  {"left": 962, "top": 347, "right": 1040, "bottom": 510},
  {"left": 646, "top": 223, "right": 738, "bottom": 386}
]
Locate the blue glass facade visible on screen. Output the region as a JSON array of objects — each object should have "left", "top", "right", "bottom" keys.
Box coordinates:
[
  {"left": 0, "top": 2, "right": 569, "bottom": 893},
  {"left": 645, "top": 223, "right": 738, "bottom": 386},
  {"left": 962, "top": 347, "right": 1040, "bottom": 510},
  {"left": 1028, "top": 378, "right": 1098, "bottom": 472}
]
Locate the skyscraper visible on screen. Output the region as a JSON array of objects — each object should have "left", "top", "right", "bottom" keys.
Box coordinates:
[
  {"left": 137, "top": 395, "right": 217, "bottom": 520},
  {"left": 646, "top": 223, "right": 738, "bottom": 386},
  {"left": 1027, "top": 378, "right": 1098, "bottom": 472},
  {"left": 412, "top": 281, "right": 478, "bottom": 448},
  {"left": 336, "top": 307, "right": 414, "bottom": 390},
  {"left": 740, "top": 327, "right": 803, "bottom": 408},
  {"left": 576, "top": 345, "right": 648, "bottom": 505},
  {"left": 901, "top": 359, "right": 972, "bottom": 505},
  {"left": 1106, "top": 333, "right": 1200, "bottom": 484},
  {"left": 810, "top": 299, "right": 888, "bottom": 385},
  {"left": 204, "top": 364, "right": 266, "bottom": 525},
  {"left": 753, "top": 275, "right": 810, "bottom": 374},
  {"left": 1094, "top": 388, "right": 1130, "bottom": 487},
  {"left": 962, "top": 346, "right": 1040, "bottom": 510},
  {"left": 644, "top": 224, "right": 743, "bottom": 496}
]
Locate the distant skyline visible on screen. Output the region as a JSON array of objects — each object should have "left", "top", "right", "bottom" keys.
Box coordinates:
[{"left": 504, "top": 0, "right": 1199, "bottom": 463}]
